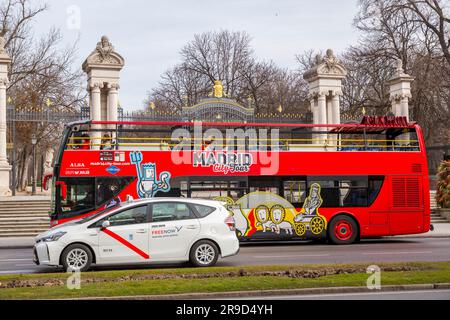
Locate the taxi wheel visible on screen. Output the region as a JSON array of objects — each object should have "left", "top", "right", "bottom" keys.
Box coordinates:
[
  {"left": 61, "top": 244, "right": 93, "bottom": 272},
  {"left": 189, "top": 240, "right": 219, "bottom": 267}
]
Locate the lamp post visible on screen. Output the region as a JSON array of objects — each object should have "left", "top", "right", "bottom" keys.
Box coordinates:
[{"left": 31, "top": 134, "right": 37, "bottom": 195}]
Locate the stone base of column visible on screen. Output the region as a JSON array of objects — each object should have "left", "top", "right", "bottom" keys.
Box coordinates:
[{"left": 0, "top": 163, "right": 11, "bottom": 196}]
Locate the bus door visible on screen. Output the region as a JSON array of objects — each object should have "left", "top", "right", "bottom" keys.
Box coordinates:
[{"left": 388, "top": 175, "right": 424, "bottom": 234}]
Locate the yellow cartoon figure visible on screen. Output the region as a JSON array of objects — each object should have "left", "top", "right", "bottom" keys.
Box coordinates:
[{"left": 294, "top": 183, "right": 327, "bottom": 236}]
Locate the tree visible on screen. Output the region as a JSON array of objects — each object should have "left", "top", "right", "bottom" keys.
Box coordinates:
[
  {"left": 347, "top": 0, "right": 450, "bottom": 169},
  {"left": 1, "top": 0, "right": 84, "bottom": 191},
  {"left": 436, "top": 160, "right": 450, "bottom": 208},
  {"left": 146, "top": 30, "right": 309, "bottom": 115}
]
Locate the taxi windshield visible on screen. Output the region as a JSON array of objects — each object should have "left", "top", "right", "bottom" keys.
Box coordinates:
[{"left": 74, "top": 205, "right": 120, "bottom": 224}]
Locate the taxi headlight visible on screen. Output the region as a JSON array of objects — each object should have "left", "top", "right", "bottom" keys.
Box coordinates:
[{"left": 41, "top": 231, "right": 67, "bottom": 242}]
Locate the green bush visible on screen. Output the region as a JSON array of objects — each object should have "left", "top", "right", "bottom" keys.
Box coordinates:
[{"left": 436, "top": 160, "right": 450, "bottom": 208}]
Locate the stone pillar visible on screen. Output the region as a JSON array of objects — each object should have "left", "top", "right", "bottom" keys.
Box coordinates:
[
  {"left": 82, "top": 36, "right": 124, "bottom": 144},
  {"left": 303, "top": 49, "right": 347, "bottom": 148},
  {"left": 317, "top": 93, "right": 327, "bottom": 126},
  {"left": 326, "top": 97, "right": 333, "bottom": 125},
  {"left": 90, "top": 83, "right": 102, "bottom": 150},
  {"left": 0, "top": 40, "right": 11, "bottom": 195},
  {"left": 391, "top": 98, "right": 399, "bottom": 116},
  {"left": 388, "top": 59, "right": 413, "bottom": 119},
  {"left": 0, "top": 80, "right": 8, "bottom": 163},
  {"left": 400, "top": 96, "right": 409, "bottom": 121},
  {"left": 331, "top": 93, "right": 341, "bottom": 125},
  {"left": 317, "top": 93, "right": 327, "bottom": 144},
  {"left": 107, "top": 84, "right": 119, "bottom": 122}
]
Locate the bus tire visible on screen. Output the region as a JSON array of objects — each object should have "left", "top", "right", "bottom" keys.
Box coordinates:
[
  {"left": 61, "top": 243, "right": 93, "bottom": 272},
  {"left": 189, "top": 240, "right": 219, "bottom": 267},
  {"left": 328, "top": 215, "right": 358, "bottom": 245}
]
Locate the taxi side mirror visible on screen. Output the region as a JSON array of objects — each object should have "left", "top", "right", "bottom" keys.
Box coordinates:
[{"left": 101, "top": 220, "right": 110, "bottom": 229}]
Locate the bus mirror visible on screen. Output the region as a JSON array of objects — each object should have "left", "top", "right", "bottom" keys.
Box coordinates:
[
  {"left": 43, "top": 173, "right": 53, "bottom": 191},
  {"left": 55, "top": 181, "right": 67, "bottom": 201},
  {"left": 101, "top": 220, "right": 110, "bottom": 229}
]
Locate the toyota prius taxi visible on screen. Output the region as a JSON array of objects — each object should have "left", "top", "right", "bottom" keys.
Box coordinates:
[{"left": 33, "top": 198, "right": 239, "bottom": 271}]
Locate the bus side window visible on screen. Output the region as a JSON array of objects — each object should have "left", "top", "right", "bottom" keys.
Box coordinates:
[{"left": 283, "top": 180, "right": 306, "bottom": 207}]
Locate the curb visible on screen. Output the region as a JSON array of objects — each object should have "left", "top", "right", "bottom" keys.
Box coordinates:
[{"left": 66, "top": 283, "right": 450, "bottom": 300}]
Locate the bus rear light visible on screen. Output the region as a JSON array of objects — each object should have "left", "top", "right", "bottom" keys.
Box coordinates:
[{"left": 224, "top": 215, "right": 236, "bottom": 231}]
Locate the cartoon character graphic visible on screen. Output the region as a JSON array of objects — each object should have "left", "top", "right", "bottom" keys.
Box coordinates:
[
  {"left": 293, "top": 183, "right": 326, "bottom": 236},
  {"left": 218, "top": 185, "right": 327, "bottom": 238},
  {"left": 130, "top": 151, "right": 171, "bottom": 198},
  {"left": 294, "top": 183, "right": 323, "bottom": 222},
  {"left": 255, "top": 205, "right": 272, "bottom": 232},
  {"left": 269, "top": 205, "right": 294, "bottom": 235}
]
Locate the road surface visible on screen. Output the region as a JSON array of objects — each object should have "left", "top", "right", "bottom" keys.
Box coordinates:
[
  {"left": 0, "top": 237, "right": 449, "bottom": 274},
  {"left": 231, "top": 289, "right": 450, "bottom": 300}
]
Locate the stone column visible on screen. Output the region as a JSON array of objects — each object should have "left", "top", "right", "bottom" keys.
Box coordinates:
[
  {"left": 317, "top": 93, "right": 327, "bottom": 143},
  {"left": 400, "top": 95, "right": 409, "bottom": 121},
  {"left": 317, "top": 93, "right": 327, "bottom": 125},
  {"left": 0, "top": 43, "right": 11, "bottom": 195},
  {"left": 90, "top": 83, "right": 102, "bottom": 150},
  {"left": 388, "top": 59, "right": 413, "bottom": 120},
  {"left": 107, "top": 84, "right": 119, "bottom": 122},
  {"left": 326, "top": 96, "right": 333, "bottom": 125},
  {"left": 310, "top": 97, "right": 318, "bottom": 143},
  {"left": 391, "top": 98, "right": 399, "bottom": 116},
  {"left": 82, "top": 36, "right": 124, "bottom": 147},
  {"left": 331, "top": 93, "right": 341, "bottom": 125},
  {"left": 303, "top": 49, "right": 347, "bottom": 148},
  {"left": 0, "top": 79, "right": 8, "bottom": 164}
]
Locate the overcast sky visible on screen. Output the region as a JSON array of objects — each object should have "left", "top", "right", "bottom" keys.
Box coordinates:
[{"left": 36, "top": 0, "right": 360, "bottom": 110}]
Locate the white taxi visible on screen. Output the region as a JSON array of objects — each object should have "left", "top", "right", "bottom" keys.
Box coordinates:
[{"left": 33, "top": 198, "right": 239, "bottom": 271}]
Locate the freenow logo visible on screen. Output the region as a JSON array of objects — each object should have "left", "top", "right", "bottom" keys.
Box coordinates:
[{"left": 106, "top": 165, "right": 120, "bottom": 175}]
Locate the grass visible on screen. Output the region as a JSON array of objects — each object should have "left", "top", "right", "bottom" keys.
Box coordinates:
[{"left": 0, "top": 261, "right": 449, "bottom": 299}]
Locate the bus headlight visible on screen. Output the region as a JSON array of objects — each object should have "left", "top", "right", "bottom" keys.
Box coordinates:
[{"left": 41, "top": 231, "right": 67, "bottom": 242}]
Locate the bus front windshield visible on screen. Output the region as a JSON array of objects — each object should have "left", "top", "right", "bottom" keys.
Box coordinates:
[{"left": 56, "top": 177, "right": 134, "bottom": 220}]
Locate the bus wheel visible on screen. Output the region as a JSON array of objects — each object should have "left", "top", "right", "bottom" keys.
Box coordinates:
[
  {"left": 328, "top": 215, "right": 358, "bottom": 245},
  {"left": 61, "top": 244, "right": 93, "bottom": 272}
]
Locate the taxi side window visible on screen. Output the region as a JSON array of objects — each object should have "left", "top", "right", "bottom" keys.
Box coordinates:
[
  {"left": 107, "top": 205, "right": 148, "bottom": 226},
  {"left": 151, "top": 202, "right": 195, "bottom": 222}
]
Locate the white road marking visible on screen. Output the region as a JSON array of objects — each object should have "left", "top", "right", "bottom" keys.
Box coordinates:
[
  {"left": 253, "top": 254, "right": 330, "bottom": 259},
  {"left": 362, "top": 251, "right": 432, "bottom": 255},
  {"left": 0, "top": 259, "right": 31, "bottom": 262},
  {"left": 0, "top": 269, "right": 38, "bottom": 274}
]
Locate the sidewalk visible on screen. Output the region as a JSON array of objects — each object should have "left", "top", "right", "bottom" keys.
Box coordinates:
[
  {"left": 0, "top": 186, "right": 51, "bottom": 202},
  {"left": 388, "top": 223, "right": 450, "bottom": 239},
  {"left": 1, "top": 223, "right": 449, "bottom": 249},
  {"left": 0, "top": 237, "right": 35, "bottom": 249}
]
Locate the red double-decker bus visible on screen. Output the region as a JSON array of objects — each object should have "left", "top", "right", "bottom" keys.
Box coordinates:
[{"left": 46, "top": 116, "right": 430, "bottom": 244}]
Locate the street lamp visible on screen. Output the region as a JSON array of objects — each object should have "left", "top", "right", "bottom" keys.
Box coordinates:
[{"left": 31, "top": 134, "right": 37, "bottom": 196}]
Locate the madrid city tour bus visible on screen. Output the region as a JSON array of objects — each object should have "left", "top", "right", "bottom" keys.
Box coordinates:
[{"left": 44, "top": 116, "right": 431, "bottom": 244}]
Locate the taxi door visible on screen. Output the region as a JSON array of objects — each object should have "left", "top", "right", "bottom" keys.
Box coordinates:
[
  {"left": 97, "top": 204, "right": 150, "bottom": 263},
  {"left": 148, "top": 202, "right": 201, "bottom": 260}
]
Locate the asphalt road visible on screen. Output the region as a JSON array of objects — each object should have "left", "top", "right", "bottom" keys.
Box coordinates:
[
  {"left": 235, "top": 289, "right": 450, "bottom": 300},
  {"left": 0, "top": 237, "right": 449, "bottom": 274}
]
